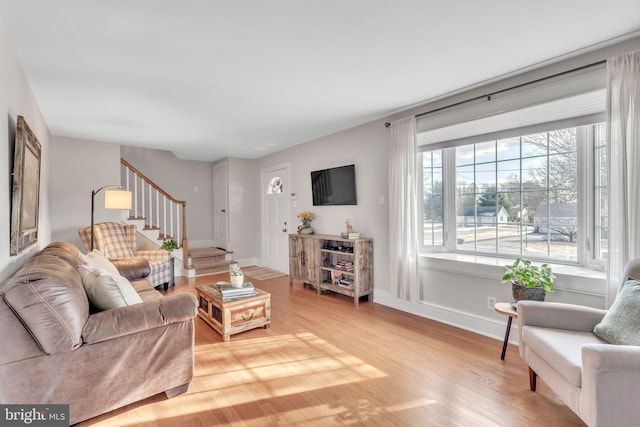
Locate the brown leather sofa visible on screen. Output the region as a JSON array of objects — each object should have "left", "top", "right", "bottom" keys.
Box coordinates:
[{"left": 0, "top": 242, "right": 197, "bottom": 424}]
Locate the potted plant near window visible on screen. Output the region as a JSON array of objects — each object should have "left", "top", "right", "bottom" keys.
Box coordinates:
[
  {"left": 502, "top": 258, "right": 555, "bottom": 303},
  {"left": 229, "top": 263, "right": 244, "bottom": 288}
]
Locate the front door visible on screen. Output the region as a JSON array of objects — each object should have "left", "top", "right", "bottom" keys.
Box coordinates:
[{"left": 261, "top": 164, "right": 291, "bottom": 273}]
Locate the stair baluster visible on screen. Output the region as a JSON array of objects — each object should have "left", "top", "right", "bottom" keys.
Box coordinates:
[{"left": 120, "top": 158, "right": 189, "bottom": 269}]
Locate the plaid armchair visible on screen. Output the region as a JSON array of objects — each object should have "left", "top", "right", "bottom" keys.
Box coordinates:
[{"left": 78, "top": 222, "right": 174, "bottom": 289}]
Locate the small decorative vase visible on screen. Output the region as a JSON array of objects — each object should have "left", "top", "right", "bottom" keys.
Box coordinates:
[
  {"left": 297, "top": 224, "right": 315, "bottom": 234},
  {"left": 230, "top": 274, "right": 244, "bottom": 288},
  {"left": 512, "top": 283, "right": 546, "bottom": 302}
]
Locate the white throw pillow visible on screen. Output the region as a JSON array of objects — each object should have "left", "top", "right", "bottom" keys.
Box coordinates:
[
  {"left": 80, "top": 250, "right": 120, "bottom": 275},
  {"left": 78, "top": 265, "right": 142, "bottom": 311}
]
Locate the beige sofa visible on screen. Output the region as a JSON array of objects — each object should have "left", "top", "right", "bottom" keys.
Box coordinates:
[
  {"left": 0, "top": 242, "right": 197, "bottom": 425},
  {"left": 518, "top": 259, "right": 640, "bottom": 427}
]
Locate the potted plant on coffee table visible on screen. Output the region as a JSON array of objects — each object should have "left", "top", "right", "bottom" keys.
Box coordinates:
[
  {"left": 229, "top": 263, "right": 244, "bottom": 288},
  {"left": 502, "top": 258, "right": 555, "bottom": 303}
]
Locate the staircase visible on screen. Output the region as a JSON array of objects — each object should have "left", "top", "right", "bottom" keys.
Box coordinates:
[
  {"left": 121, "top": 159, "right": 236, "bottom": 278},
  {"left": 189, "top": 247, "right": 236, "bottom": 275}
]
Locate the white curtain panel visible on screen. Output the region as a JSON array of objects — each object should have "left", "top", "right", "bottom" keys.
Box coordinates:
[
  {"left": 606, "top": 50, "right": 640, "bottom": 307},
  {"left": 388, "top": 117, "right": 420, "bottom": 302}
]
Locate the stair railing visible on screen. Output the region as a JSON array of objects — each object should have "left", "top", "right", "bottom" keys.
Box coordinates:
[{"left": 120, "top": 158, "right": 189, "bottom": 268}]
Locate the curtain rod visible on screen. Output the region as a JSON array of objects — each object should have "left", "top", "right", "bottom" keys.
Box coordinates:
[{"left": 384, "top": 59, "right": 606, "bottom": 128}]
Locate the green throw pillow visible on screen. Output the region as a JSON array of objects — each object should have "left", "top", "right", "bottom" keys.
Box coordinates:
[{"left": 593, "top": 279, "right": 640, "bottom": 345}]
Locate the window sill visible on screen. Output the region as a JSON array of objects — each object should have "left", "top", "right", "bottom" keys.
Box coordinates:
[{"left": 419, "top": 252, "right": 606, "bottom": 296}]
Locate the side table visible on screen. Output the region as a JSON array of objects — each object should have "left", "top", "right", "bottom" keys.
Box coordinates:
[{"left": 494, "top": 302, "right": 518, "bottom": 360}]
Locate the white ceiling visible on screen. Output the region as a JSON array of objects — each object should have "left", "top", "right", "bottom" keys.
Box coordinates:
[{"left": 1, "top": 1, "right": 639, "bottom": 162}]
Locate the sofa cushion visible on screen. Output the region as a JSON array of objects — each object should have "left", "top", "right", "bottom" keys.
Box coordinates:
[
  {"left": 0, "top": 298, "right": 45, "bottom": 363},
  {"left": 80, "top": 249, "right": 120, "bottom": 275},
  {"left": 1, "top": 254, "right": 88, "bottom": 354},
  {"left": 593, "top": 279, "right": 640, "bottom": 345},
  {"left": 522, "top": 326, "right": 607, "bottom": 387},
  {"left": 40, "top": 241, "right": 85, "bottom": 267},
  {"left": 93, "top": 222, "right": 135, "bottom": 259},
  {"left": 78, "top": 265, "right": 142, "bottom": 311},
  {"left": 130, "top": 279, "right": 163, "bottom": 302}
]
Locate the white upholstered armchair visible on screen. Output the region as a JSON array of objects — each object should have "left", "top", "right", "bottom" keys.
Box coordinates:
[
  {"left": 78, "top": 222, "right": 174, "bottom": 290},
  {"left": 517, "top": 259, "right": 640, "bottom": 427}
]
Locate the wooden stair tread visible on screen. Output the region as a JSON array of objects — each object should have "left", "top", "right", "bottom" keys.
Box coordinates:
[
  {"left": 191, "top": 259, "right": 235, "bottom": 269},
  {"left": 189, "top": 247, "right": 232, "bottom": 258},
  {"left": 192, "top": 267, "right": 234, "bottom": 276},
  {"left": 190, "top": 258, "right": 237, "bottom": 276}
]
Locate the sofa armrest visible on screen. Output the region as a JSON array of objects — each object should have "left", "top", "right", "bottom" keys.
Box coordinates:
[
  {"left": 111, "top": 257, "right": 150, "bottom": 281},
  {"left": 517, "top": 301, "right": 607, "bottom": 332},
  {"left": 134, "top": 250, "right": 172, "bottom": 262},
  {"left": 583, "top": 343, "right": 640, "bottom": 370},
  {"left": 82, "top": 293, "right": 197, "bottom": 345},
  {"left": 580, "top": 343, "right": 640, "bottom": 426}
]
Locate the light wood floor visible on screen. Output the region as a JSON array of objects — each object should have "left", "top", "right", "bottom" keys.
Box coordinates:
[{"left": 77, "top": 273, "right": 585, "bottom": 426}]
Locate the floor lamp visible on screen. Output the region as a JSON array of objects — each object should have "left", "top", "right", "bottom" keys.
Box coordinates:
[{"left": 91, "top": 185, "right": 132, "bottom": 251}]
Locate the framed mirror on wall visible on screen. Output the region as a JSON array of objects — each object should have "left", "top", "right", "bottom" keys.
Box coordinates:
[{"left": 10, "top": 115, "right": 42, "bottom": 255}]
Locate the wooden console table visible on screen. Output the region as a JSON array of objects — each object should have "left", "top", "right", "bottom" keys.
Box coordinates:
[{"left": 289, "top": 234, "right": 373, "bottom": 306}]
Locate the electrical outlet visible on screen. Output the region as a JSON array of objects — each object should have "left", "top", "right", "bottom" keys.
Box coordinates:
[{"left": 487, "top": 296, "right": 496, "bottom": 310}]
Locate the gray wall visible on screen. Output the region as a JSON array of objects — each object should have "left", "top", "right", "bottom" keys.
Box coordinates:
[
  {"left": 0, "top": 21, "right": 52, "bottom": 281},
  {"left": 50, "top": 136, "right": 122, "bottom": 249},
  {"left": 257, "top": 119, "right": 390, "bottom": 292},
  {"left": 120, "top": 146, "right": 214, "bottom": 245}
]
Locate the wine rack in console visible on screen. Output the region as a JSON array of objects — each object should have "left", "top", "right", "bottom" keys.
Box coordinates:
[{"left": 289, "top": 234, "right": 373, "bottom": 306}]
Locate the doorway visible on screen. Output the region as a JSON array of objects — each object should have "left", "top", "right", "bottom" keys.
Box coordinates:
[
  {"left": 261, "top": 163, "right": 291, "bottom": 273},
  {"left": 212, "top": 161, "right": 229, "bottom": 249}
]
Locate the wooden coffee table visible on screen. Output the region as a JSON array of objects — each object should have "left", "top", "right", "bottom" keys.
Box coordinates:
[{"left": 196, "top": 284, "right": 271, "bottom": 341}]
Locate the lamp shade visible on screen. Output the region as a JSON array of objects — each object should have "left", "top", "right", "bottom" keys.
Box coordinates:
[{"left": 104, "top": 190, "right": 132, "bottom": 210}]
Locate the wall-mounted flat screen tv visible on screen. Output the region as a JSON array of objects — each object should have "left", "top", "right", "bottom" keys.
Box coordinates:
[{"left": 311, "top": 164, "right": 357, "bottom": 206}]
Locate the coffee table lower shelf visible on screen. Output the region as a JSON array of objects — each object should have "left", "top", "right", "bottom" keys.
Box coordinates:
[{"left": 196, "top": 285, "right": 271, "bottom": 342}]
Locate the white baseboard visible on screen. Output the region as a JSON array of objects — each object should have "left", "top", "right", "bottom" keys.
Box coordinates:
[
  {"left": 374, "top": 290, "right": 519, "bottom": 346},
  {"left": 236, "top": 257, "right": 261, "bottom": 267}
]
